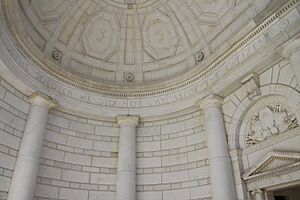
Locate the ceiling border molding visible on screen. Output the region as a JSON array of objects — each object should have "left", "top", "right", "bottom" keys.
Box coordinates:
[{"left": 0, "top": 0, "right": 299, "bottom": 98}]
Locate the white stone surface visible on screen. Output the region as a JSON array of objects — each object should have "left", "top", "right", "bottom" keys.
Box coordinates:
[
  {"left": 0, "top": 78, "right": 30, "bottom": 199},
  {"left": 162, "top": 153, "right": 188, "bottom": 166},
  {"left": 137, "top": 173, "right": 161, "bottom": 185},
  {"left": 7, "top": 93, "right": 56, "bottom": 200},
  {"left": 199, "top": 94, "right": 236, "bottom": 200},
  {"left": 59, "top": 188, "right": 88, "bottom": 200},
  {"left": 282, "top": 39, "right": 300, "bottom": 84},
  {"left": 137, "top": 157, "right": 162, "bottom": 168},
  {"left": 0, "top": 176, "right": 10, "bottom": 192},
  {"left": 89, "top": 191, "right": 114, "bottom": 200},
  {"left": 162, "top": 170, "right": 189, "bottom": 184},
  {"left": 137, "top": 192, "right": 163, "bottom": 200},
  {"left": 116, "top": 116, "right": 139, "bottom": 200},
  {"left": 90, "top": 173, "right": 116, "bottom": 185},
  {"left": 163, "top": 189, "right": 190, "bottom": 200},
  {"left": 35, "top": 184, "right": 59, "bottom": 199}
]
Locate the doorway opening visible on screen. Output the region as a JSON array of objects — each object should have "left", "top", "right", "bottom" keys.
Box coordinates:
[{"left": 269, "top": 185, "right": 300, "bottom": 200}]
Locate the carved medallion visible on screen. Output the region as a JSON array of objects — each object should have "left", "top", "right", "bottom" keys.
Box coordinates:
[
  {"left": 52, "top": 49, "right": 62, "bottom": 62},
  {"left": 196, "top": 52, "right": 205, "bottom": 63},
  {"left": 124, "top": 72, "right": 135, "bottom": 83}
]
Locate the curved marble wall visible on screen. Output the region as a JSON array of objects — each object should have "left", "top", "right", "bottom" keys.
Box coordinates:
[
  {"left": 136, "top": 111, "right": 210, "bottom": 200},
  {"left": 36, "top": 110, "right": 118, "bottom": 200},
  {"left": 0, "top": 78, "right": 29, "bottom": 200},
  {"left": 34, "top": 109, "right": 210, "bottom": 200},
  {"left": 0, "top": 75, "right": 211, "bottom": 200}
]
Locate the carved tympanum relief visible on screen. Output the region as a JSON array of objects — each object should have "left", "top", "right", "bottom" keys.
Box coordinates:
[{"left": 245, "top": 105, "right": 298, "bottom": 146}]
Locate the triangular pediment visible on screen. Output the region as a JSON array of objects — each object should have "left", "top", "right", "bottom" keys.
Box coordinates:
[{"left": 243, "top": 151, "right": 300, "bottom": 180}]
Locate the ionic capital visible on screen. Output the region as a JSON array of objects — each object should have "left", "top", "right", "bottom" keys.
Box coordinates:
[
  {"left": 117, "top": 116, "right": 139, "bottom": 127},
  {"left": 251, "top": 189, "right": 263, "bottom": 195},
  {"left": 28, "top": 92, "right": 57, "bottom": 109},
  {"left": 196, "top": 94, "right": 224, "bottom": 110}
]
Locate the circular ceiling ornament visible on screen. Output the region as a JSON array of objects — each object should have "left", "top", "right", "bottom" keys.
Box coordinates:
[
  {"left": 124, "top": 72, "right": 135, "bottom": 83},
  {"left": 51, "top": 49, "right": 62, "bottom": 62}
]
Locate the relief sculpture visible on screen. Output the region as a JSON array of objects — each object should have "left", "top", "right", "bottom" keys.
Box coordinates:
[{"left": 246, "top": 105, "right": 298, "bottom": 145}]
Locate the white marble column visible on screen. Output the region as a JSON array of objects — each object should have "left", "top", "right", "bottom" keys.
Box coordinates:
[
  {"left": 116, "top": 116, "right": 139, "bottom": 200},
  {"left": 7, "top": 93, "right": 56, "bottom": 200},
  {"left": 198, "top": 94, "right": 236, "bottom": 200},
  {"left": 252, "top": 189, "right": 265, "bottom": 200},
  {"left": 282, "top": 39, "right": 300, "bottom": 84}
]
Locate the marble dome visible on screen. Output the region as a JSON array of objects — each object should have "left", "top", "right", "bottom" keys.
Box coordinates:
[{"left": 11, "top": 0, "right": 233, "bottom": 92}]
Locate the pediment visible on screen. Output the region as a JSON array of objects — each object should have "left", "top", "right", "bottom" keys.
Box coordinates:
[{"left": 243, "top": 151, "right": 300, "bottom": 180}]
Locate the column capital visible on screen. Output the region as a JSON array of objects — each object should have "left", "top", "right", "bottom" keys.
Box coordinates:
[
  {"left": 117, "top": 116, "right": 139, "bottom": 127},
  {"left": 251, "top": 189, "right": 263, "bottom": 195},
  {"left": 28, "top": 92, "right": 57, "bottom": 109},
  {"left": 281, "top": 38, "right": 300, "bottom": 58},
  {"left": 196, "top": 94, "right": 224, "bottom": 110}
]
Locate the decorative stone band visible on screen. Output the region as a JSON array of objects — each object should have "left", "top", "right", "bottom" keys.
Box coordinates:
[
  {"left": 117, "top": 116, "right": 139, "bottom": 127},
  {"left": 196, "top": 94, "right": 224, "bottom": 110},
  {"left": 29, "top": 92, "right": 57, "bottom": 109}
]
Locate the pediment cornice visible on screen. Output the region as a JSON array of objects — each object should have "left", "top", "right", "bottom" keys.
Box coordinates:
[{"left": 243, "top": 151, "right": 300, "bottom": 182}]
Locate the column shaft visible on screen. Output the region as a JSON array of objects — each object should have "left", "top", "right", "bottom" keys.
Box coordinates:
[
  {"left": 201, "top": 95, "right": 236, "bottom": 200},
  {"left": 116, "top": 116, "right": 139, "bottom": 200},
  {"left": 7, "top": 94, "right": 56, "bottom": 200}
]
